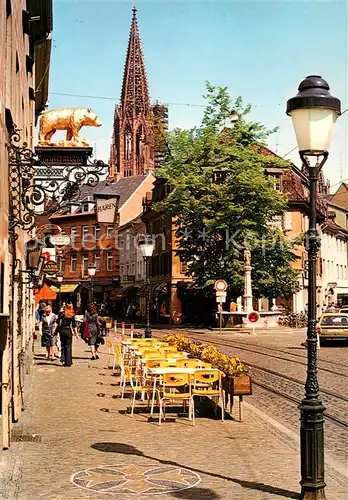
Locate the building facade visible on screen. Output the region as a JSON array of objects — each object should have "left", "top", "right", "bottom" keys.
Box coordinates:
[
  {"left": 265, "top": 158, "right": 348, "bottom": 314},
  {"left": 0, "top": 0, "right": 52, "bottom": 449},
  {"left": 118, "top": 216, "right": 147, "bottom": 316},
  {"left": 142, "top": 179, "right": 193, "bottom": 325},
  {"left": 47, "top": 174, "right": 155, "bottom": 314}
]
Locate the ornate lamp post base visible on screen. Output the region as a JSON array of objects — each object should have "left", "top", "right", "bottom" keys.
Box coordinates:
[
  {"left": 144, "top": 324, "right": 152, "bottom": 338},
  {"left": 299, "top": 398, "right": 326, "bottom": 500}
]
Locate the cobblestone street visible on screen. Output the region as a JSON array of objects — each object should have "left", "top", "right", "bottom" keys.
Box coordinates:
[
  {"left": 0, "top": 331, "right": 347, "bottom": 499},
  {"left": 155, "top": 328, "right": 348, "bottom": 472}
]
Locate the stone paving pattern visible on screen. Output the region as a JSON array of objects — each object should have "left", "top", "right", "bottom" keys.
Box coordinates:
[{"left": 0, "top": 334, "right": 347, "bottom": 499}]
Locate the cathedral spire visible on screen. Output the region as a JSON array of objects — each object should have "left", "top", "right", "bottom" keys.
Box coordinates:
[{"left": 121, "top": 7, "right": 150, "bottom": 116}]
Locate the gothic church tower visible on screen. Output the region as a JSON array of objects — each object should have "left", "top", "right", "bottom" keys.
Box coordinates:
[{"left": 109, "top": 8, "right": 155, "bottom": 180}]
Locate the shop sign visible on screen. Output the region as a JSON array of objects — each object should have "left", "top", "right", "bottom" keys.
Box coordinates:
[
  {"left": 43, "top": 260, "right": 59, "bottom": 275},
  {"left": 96, "top": 197, "right": 117, "bottom": 223},
  {"left": 50, "top": 234, "right": 71, "bottom": 246}
]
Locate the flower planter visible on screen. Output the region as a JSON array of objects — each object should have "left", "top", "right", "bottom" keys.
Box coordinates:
[{"left": 223, "top": 375, "right": 252, "bottom": 417}]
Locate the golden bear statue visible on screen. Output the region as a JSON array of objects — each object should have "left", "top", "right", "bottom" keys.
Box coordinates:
[{"left": 39, "top": 108, "right": 102, "bottom": 147}]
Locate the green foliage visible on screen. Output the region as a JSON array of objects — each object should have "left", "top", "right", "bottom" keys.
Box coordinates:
[{"left": 155, "top": 82, "right": 300, "bottom": 299}]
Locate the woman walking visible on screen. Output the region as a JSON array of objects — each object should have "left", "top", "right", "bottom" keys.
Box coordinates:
[
  {"left": 84, "top": 304, "right": 101, "bottom": 360},
  {"left": 40, "top": 305, "right": 57, "bottom": 361},
  {"left": 57, "top": 303, "right": 78, "bottom": 367}
]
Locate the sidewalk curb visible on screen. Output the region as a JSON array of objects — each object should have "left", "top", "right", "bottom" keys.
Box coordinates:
[{"left": 244, "top": 400, "right": 348, "bottom": 482}]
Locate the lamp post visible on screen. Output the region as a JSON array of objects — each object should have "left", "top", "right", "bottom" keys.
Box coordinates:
[
  {"left": 88, "top": 264, "right": 97, "bottom": 304},
  {"left": 56, "top": 272, "right": 63, "bottom": 311},
  {"left": 139, "top": 236, "right": 155, "bottom": 338},
  {"left": 287, "top": 75, "right": 341, "bottom": 500}
]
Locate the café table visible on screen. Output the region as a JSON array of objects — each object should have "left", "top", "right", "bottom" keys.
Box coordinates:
[{"left": 147, "top": 366, "right": 198, "bottom": 416}]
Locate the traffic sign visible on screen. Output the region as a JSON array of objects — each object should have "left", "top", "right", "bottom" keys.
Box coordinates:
[
  {"left": 214, "top": 280, "right": 227, "bottom": 292},
  {"left": 216, "top": 291, "right": 227, "bottom": 303},
  {"left": 248, "top": 311, "right": 260, "bottom": 323},
  {"left": 50, "top": 234, "right": 71, "bottom": 247}
]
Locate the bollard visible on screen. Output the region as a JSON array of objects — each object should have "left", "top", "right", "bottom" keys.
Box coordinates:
[
  {"left": 130, "top": 324, "right": 134, "bottom": 339},
  {"left": 121, "top": 321, "right": 125, "bottom": 339},
  {"left": 114, "top": 320, "right": 117, "bottom": 339}
]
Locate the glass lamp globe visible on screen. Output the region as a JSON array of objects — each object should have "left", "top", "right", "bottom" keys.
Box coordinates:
[
  {"left": 139, "top": 236, "right": 155, "bottom": 258},
  {"left": 287, "top": 75, "right": 341, "bottom": 156},
  {"left": 88, "top": 264, "right": 97, "bottom": 277}
]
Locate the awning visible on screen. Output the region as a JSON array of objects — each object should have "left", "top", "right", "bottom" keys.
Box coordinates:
[
  {"left": 59, "top": 284, "right": 79, "bottom": 293},
  {"left": 50, "top": 285, "right": 60, "bottom": 293},
  {"left": 35, "top": 283, "right": 57, "bottom": 303}
]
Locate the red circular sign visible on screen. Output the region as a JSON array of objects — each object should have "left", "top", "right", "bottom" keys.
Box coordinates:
[
  {"left": 248, "top": 311, "right": 259, "bottom": 323},
  {"left": 214, "top": 280, "right": 227, "bottom": 292}
]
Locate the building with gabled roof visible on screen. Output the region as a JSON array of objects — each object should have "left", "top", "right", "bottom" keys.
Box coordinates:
[{"left": 44, "top": 172, "right": 155, "bottom": 312}]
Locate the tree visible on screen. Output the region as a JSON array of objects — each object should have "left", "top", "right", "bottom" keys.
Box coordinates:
[{"left": 155, "top": 82, "right": 301, "bottom": 300}]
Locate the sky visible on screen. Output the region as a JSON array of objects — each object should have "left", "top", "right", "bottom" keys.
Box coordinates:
[{"left": 49, "top": 0, "right": 347, "bottom": 189}]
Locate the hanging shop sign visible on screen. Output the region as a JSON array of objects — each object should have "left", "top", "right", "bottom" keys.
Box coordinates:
[
  {"left": 50, "top": 234, "right": 71, "bottom": 247},
  {"left": 43, "top": 260, "right": 59, "bottom": 275},
  {"left": 96, "top": 197, "right": 118, "bottom": 223}
]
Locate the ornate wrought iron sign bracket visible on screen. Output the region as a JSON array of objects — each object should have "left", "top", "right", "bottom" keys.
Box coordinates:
[{"left": 7, "top": 126, "right": 108, "bottom": 234}]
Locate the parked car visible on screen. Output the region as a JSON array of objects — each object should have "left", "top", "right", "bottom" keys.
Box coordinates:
[
  {"left": 317, "top": 313, "right": 348, "bottom": 345},
  {"left": 339, "top": 306, "right": 348, "bottom": 314}
]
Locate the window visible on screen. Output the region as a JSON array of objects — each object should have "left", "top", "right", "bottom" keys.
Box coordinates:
[
  {"left": 95, "top": 226, "right": 100, "bottom": 241},
  {"left": 120, "top": 265, "right": 124, "bottom": 277},
  {"left": 82, "top": 203, "right": 89, "bottom": 212},
  {"left": 273, "top": 177, "right": 281, "bottom": 191},
  {"left": 107, "top": 253, "right": 113, "bottom": 272},
  {"left": 107, "top": 225, "right": 113, "bottom": 238},
  {"left": 82, "top": 227, "right": 89, "bottom": 241},
  {"left": 82, "top": 255, "right": 88, "bottom": 277},
  {"left": 70, "top": 255, "right": 77, "bottom": 272},
  {"left": 71, "top": 227, "right": 77, "bottom": 242},
  {"left": 94, "top": 254, "right": 101, "bottom": 271},
  {"left": 60, "top": 259, "right": 65, "bottom": 273}
]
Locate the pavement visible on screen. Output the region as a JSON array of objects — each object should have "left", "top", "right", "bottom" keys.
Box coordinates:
[{"left": 0, "top": 333, "right": 347, "bottom": 500}]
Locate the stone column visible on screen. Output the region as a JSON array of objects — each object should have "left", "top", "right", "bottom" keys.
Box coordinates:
[{"left": 243, "top": 249, "right": 253, "bottom": 313}]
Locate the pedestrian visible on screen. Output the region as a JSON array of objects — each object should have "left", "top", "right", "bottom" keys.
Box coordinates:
[
  {"left": 84, "top": 303, "right": 101, "bottom": 360},
  {"left": 38, "top": 300, "right": 47, "bottom": 320},
  {"left": 56, "top": 303, "right": 78, "bottom": 367},
  {"left": 40, "top": 305, "right": 57, "bottom": 361}
]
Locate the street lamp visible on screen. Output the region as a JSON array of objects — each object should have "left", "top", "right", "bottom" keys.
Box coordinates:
[
  {"left": 56, "top": 272, "right": 64, "bottom": 311},
  {"left": 88, "top": 263, "right": 97, "bottom": 304},
  {"left": 139, "top": 236, "right": 155, "bottom": 338},
  {"left": 287, "top": 75, "right": 341, "bottom": 500}
]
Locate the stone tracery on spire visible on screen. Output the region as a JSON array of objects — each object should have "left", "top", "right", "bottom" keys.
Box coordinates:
[{"left": 121, "top": 6, "right": 150, "bottom": 117}]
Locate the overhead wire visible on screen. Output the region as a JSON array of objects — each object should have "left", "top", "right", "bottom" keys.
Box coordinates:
[{"left": 49, "top": 91, "right": 289, "bottom": 109}]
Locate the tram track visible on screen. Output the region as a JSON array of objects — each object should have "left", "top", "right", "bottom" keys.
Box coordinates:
[
  {"left": 179, "top": 331, "right": 348, "bottom": 378},
  {"left": 252, "top": 380, "right": 348, "bottom": 430},
  {"left": 157, "top": 330, "right": 348, "bottom": 429},
  {"left": 248, "top": 363, "right": 348, "bottom": 403}
]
